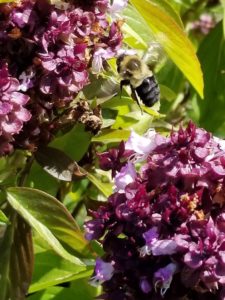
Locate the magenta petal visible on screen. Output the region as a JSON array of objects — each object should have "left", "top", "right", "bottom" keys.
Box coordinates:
[
  {"left": 184, "top": 251, "right": 203, "bottom": 269},
  {"left": 2, "top": 119, "right": 23, "bottom": 134},
  {"left": 42, "top": 59, "right": 58, "bottom": 71},
  {"left": 14, "top": 108, "right": 31, "bottom": 122},
  {"left": 0, "top": 102, "right": 13, "bottom": 115},
  {"left": 10, "top": 92, "right": 30, "bottom": 105}
]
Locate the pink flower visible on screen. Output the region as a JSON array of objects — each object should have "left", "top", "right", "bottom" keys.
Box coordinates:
[{"left": 0, "top": 64, "right": 31, "bottom": 155}]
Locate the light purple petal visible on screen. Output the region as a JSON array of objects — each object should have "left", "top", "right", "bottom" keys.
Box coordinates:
[
  {"left": 90, "top": 258, "right": 114, "bottom": 286},
  {"left": 151, "top": 239, "right": 178, "bottom": 256},
  {"left": 114, "top": 162, "right": 137, "bottom": 192},
  {"left": 125, "top": 129, "right": 157, "bottom": 155},
  {"left": 154, "top": 263, "right": 177, "bottom": 296}
]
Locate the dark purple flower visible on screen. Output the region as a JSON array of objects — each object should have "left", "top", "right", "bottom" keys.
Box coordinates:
[
  {"left": 140, "top": 276, "right": 152, "bottom": 294},
  {"left": 85, "top": 122, "right": 225, "bottom": 299}
]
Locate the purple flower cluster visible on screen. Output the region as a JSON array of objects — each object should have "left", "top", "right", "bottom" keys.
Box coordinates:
[
  {"left": 0, "top": 63, "right": 31, "bottom": 155},
  {"left": 0, "top": 0, "right": 124, "bottom": 154},
  {"left": 85, "top": 122, "right": 225, "bottom": 300}
]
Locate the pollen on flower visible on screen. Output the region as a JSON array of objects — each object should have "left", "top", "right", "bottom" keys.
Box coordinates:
[{"left": 194, "top": 209, "right": 205, "bottom": 220}]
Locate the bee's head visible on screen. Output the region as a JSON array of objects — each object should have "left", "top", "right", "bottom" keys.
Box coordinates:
[{"left": 117, "top": 55, "right": 142, "bottom": 79}]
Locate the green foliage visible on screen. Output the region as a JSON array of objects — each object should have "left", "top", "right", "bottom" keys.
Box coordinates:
[
  {"left": 192, "top": 22, "right": 225, "bottom": 135},
  {"left": 0, "top": 213, "right": 33, "bottom": 300},
  {"left": 6, "top": 188, "right": 89, "bottom": 259},
  {"left": 0, "top": 210, "right": 9, "bottom": 224}
]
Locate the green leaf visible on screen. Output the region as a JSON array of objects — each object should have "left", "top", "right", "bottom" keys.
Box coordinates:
[
  {"left": 193, "top": 22, "right": 225, "bottom": 135},
  {"left": 51, "top": 124, "right": 92, "bottom": 162},
  {"left": 83, "top": 75, "right": 118, "bottom": 101},
  {"left": 122, "top": 5, "right": 152, "bottom": 49},
  {"left": 85, "top": 171, "right": 112, "bottom": 198},
  {"left": 6, "top": 187, "right": 90, "bottom": 263},
  {"left": 28, "top": 280, "right": 98, "bottom": 300},
  {"left": 130, "top": 0, "right": 204, "bottom": 98},
  {"left": 29, "top": 249, "right": 92, "bottom": 293},
  {"left": 0, "top": 213, "right": 34, "bottom": 300},
  {"left": 27, "top": 161, "right": 59, "bottom": 196},
  {"left": 221, "top": 0, "right": 225, "bottom": 37},
  {"left": 159, "top": 84, "right": 176, "bottom": 102},
  {"left": 35, "top": 147, "right": 86, "bottom": 182},
  {"left": 0, "top": 210, "right": 9, "bottom": 224},
  {"left": 0, "top": 152, "right": 26, "bottom": 185},
  {"left": 148, "top": 0, "right": 183, "bottom": 28},
  {"left": 92, "top": 129, "right": 130, "bottom": 143},
  {"left": 122, "top": 1, "right": 183, "bottom": 50}
]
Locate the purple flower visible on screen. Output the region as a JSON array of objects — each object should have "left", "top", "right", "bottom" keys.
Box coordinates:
[
  {"left": 0, "top": 0, "right": 124, "bottom": 153},
  {"left": 125, "top": 129, "right": 159, "bottom": 156},
  {"left": 85, "top": 122, "right": 225, "bottom": 299},
  {"left": 91, "top": 48, "right": 114, "bottom": 73},
  {"left": 109, "top": 0, "right": 128, "bottom": 16},
  {"left": 114, "top": 162, "right": 137, "bottom": 193},
  {"left": 154, "top": 263, "right": 178, "bottom": 296},
  {"left": 191, "top": 13, "right": 216, "bottom": 35},
  {"left": 98, "top": 141, "right": 131, "bottom": 177},
  {"left": 90, "top": 258, "right": 114, "bottom": 286},
  {"left": 140, "top": 276, "right": 152, "bottom": 294},
  {"left": 0, "top": 63, "right": 31, "bottom": 155}
]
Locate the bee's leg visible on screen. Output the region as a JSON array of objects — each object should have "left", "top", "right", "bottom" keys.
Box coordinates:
[
  {"left": 120, "top": 79, "right": 130, "bottom": 98},
  {"left": 131, "top": 87, "right": 143, "bottom": 114}
]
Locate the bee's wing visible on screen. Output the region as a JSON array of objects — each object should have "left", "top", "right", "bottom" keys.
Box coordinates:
[
  {"left": 83, "top": 75, "right": 119, "bottom": 102},
  {"left": 142, "top": 42, "right": 166, "bottom": 71}
]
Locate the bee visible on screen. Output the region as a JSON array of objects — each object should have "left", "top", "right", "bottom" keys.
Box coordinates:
[{"left": 116, "top": 45, "right": 162, "bottom": 111}]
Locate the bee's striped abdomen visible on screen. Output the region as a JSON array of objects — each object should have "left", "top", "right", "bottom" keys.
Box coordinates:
[{"left": 135, "top": 76, "right": 160, "bottom": 107}]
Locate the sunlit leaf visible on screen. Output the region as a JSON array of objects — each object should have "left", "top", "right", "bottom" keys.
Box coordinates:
[
  {"left": 0, "top": 213, "right": 33, "bottom": 300},
  {"left": 0, "top": 210, "right": 9, "bottom": 224},
  {"left": 29, "top": 249, "right": 92, "bottom": 293},
  {"left": 92, "top": 129, "right": 130, "bottom": 143},
  {"left": 130, "top": 0, "right": 204, "bottom": 98},
  {"left": 6, "top": 187, "right": 90, "bottom": 262},
  {"left": 122, "top": 5, "right": 151, "bottom": 49},
  {"left": 28, "top": 280, "right": 98, "bottom": 300},
  {"left": 85, "top": 170, "right": 112, "bottom": 197},
  {"left": 148, "top": 0, "right": 183, "bottom": 28}
]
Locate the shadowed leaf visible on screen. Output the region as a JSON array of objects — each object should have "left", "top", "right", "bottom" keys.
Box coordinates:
[
  {"left": 35, "top": 147, "right": 86, "bottom": 182},
  {"left": 0, "top": 210, "right": 9, "bottom": 224},
  {"left": 0, "top": 213, "right": 34, "bottom": 300}
]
